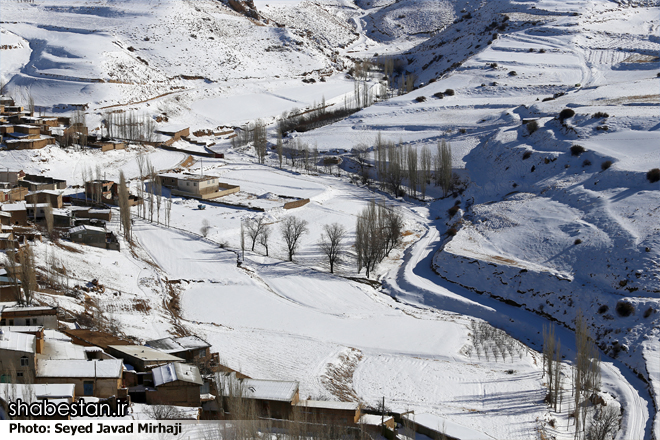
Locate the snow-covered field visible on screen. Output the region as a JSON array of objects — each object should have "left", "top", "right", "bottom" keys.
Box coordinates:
[{"left": 2, "top": 0, "right": 660, "bottom": 438}]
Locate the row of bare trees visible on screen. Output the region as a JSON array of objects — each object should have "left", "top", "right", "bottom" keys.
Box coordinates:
[
  {"left": 370, "top": 134, "right": 453, "bottom": 199},
  {"left": 355, "top": 200, "right": 403, "bottom": 278},
  {"left": 103, "top": 110, "right": 155, "bottom": 142},
  {"left": 542, "top": 312, "right": 616, "bottom": 440}
]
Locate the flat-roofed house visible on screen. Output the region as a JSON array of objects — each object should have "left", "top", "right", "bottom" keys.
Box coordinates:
[
  {"left": 0, "top": 305, "right": 59, "bottom": 329},
  {"left": 106, "top": 345, "right": 184, "bottom": 372},
  {"left": 159, "top": 173, "right": 240, "bottom": 200},
  {"left": 294, "top": 400, "right": 361, "bottom": 426},
  {"left": 25, "top": 190, "right": 63, "bottom": 209},
  {"left": 0, "top": 330, "right": 36, "bottom": 383},
  {"left": 218, "top": 373, "right": 299, "bottom": 419},
  {"left": 0, "top": 383, "right": 75, "bottom": 420},
  {"left": 1, "top": 203, "right": 27, "bottom": 226},
  {"left": 148, "top": 363, "right": 203, "bottom": 407},
  {"left": 146, "top": 335, "right": 211, "bottom": 363},
  {"left": 35, "top": 359, "right": 123, "bottom": 398}
]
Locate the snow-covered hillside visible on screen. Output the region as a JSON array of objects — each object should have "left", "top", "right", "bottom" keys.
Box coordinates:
[{"left": 1, "top": 0, "right": 659, "bottom": 438}]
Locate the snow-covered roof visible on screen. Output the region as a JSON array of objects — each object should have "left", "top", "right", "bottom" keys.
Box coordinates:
[
  {"left": 43, "top": 329, "right": 72, "bottom": 342},
  {"left": 146, "top": 335, "right": 210, "bottom": 354},
  {"left": 26, "top": 203, "right": 51, "bottom": 208},
  {"left": 0, "top": 383, "right": 75, "bottom": 403},
  {"left": 0, "top": 330, "right": 35, "bottom": 354},
  {"left": 220, "top": 376, "right": 298, "bottom": 402},
  {"left": 0, "top": 233, "right": 12, "bottom": 240},
  {"left": 38, "top": 340, "right": 86, "bottom": 360},
  {"left": 0, "top": 326, "right": 42, "bottom": 333},
  {"left": 26, "top": 190, "right": 62, "bottom": 196},
  {"left": 88, "top": 209, "right": 111, "bottom": 214},
  {"left": 69, "top": 225, "right": 106, "bottom": 234},
  {"left": 358, "top": 414, "right": 393, "bottom": 426},
  {"left": 2, "top": 305, "right": 56, "bottom": 313},
  {"left": 295, "top": 400, "right": 359, "bottom": 411},
  {"left": 0, "top": 202, "right": 26, "bottom": 212},
  {"left": 0, "top": 211, "right": 10, "bottom": 218},
  {"left": 402, "top": 413, "right": 496, "bottom": 440},
  {"left": 152, "top": 363, "right": 202, "bottom": 387},
  {"left": 36, "top": 359, "right": 123, "bottom": 378},
  {"left": 107, "top": 345, "right": 184, "bottom": 363}
]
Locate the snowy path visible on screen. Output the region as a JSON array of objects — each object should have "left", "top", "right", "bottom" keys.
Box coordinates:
[{"left": 382, "top": 214, "right": 653, "bottom": 440}]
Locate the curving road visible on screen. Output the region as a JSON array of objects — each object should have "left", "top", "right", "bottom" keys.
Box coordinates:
[{"left": 381, "top": 207, "right": 652, "bottom": 440}]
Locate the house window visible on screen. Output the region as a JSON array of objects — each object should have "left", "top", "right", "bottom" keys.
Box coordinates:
[
  {"left": 16, "top": 372, "right": 23, "bottom": 377},
  {"left": 8, "top": 319, "right": 13, "bottom": 326},
  {"left": 83, "top": 381, "right": 94, "bottom": 396},
  {"left": 32, "top": 319, "right": 37, "bottom": 325},
  {"left": 20, "top": 356, "right": 29, "bottom": 366},
  {"left": 0, "top": 319, "right": 5, "bottom": 326}
]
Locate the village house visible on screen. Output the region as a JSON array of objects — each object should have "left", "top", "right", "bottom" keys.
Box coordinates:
[
  {"left": 68, "top": 225, "right": 120, "bottom": 251},
  {"left": 0, "top": 305, "right": 59, "bottom": 329},
  {"left": 25, "top": 190, "right": 63, "bottom": 209},
  {"left": 0, "top": 212, "right": 10, "bottom": 226},
  {"left": 19, "top": 174, "right": 67, "bottom": 192},
  {"left": 294, "top": 400, "right": 362, "bottom": 426},
  {"left": 146, "top": 335, "right": 211, "bottom": 363},
  {"left": 26, "top": 203, "right": 51, "bottom": 221},
  {"left": 0, "top": 186, "right": 28, "bottom": 203},
  {"left": 159, "top": 173, "right": 240, "bottom": 200},
  {"left": 84, "top": 180, "right": 115, "bottom": 204},
  {"left": 147, "top": 363, "right": 203, "bottom": 407},
  {"left": 0, "top": 276, "right": 20, "bottom": 302},
  {"left": 35, "top": 359, "right": 123, "bottom": 398},
  {"left": 0, "top": 203, "right": 28, "bottom": 226},
  {"left": 0, "top": 325, "right": 45, "bottom": 354},
  {"left": 61, "top": 329, "right": 134, "bottom": 351},
  {"left": 0, "top": 329, "right": 36, "bottom": 383},
  {"left": 0, "top": 383, "right": 76, "bottom": 420},
  {"left": 217, "top": 373, "right": 300, "bottom": 420},
  {"left": 106, "top": 345, "right": 184, "bottom": 372}
]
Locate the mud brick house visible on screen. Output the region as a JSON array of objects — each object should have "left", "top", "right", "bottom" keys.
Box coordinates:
[
  {"left": 294, "top": 400, "right": 361, "bottom": 426},
  {"left": 68, "top": 225, "right": 120, "bottom": 251},
  {"left": 159, "top": 173, "right": 240, "bottom": 200},
  {"left": 106, "top": 345, "right": 184, "bottom": 372},
  {"left": 218, "top": 373, "right": 300, "bottom": 420},
  {"left": 146, "top": 335, "right": 211, "bottom": 363},
  {"left": 147, "top": 363, "right": 203, "bottom": 407},
  {"left": 25, "top": 190, "right": 63, "bottom": 209},
  {"left": 0, "top": 203, "right": 28, "bottom": 226},
  {"left": 35, "top": 359, "right": 123, "bottom": 398}
]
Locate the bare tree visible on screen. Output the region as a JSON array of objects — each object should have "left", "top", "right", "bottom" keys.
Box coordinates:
[
  {"left": 144, "top": 405, "right": 185, "bottom": 420},
  {"left": 44, "top": 202, "right": 54, "bottom": 238},
  {"left": 20, "top": 246, "right": 37, "bottom": 306},
  {"left": 355, "top": 200, "right": 384, "bottom": 278},
  {"left": 420, "top": 145, "right": 432, "bottom": 199},
  {"left": 318, "top": 223, "right": 346, "bottom": 274},
  {"left": 244, "top": 217, "right": 266, "bottom": 252},
  {"left": 280, "top": 216, "right": 308, "bottom": 262},
  {"left": 436, "top": 139, "right": 453, "bottom": 196},
  {"left": 587, "top": 405, "right": 619, "bottom": 440},
  {"left": 118, "top": 171, "right": 131, "bottom": 241},
  {"left": 6, "top": 250, "right": 22, "bottom": 303},
  {"left": 258, "top": 224, "right": 271, "bottom": 256},
  {"left": 240, "top": 222, "right": 245, "bottom": 262}
]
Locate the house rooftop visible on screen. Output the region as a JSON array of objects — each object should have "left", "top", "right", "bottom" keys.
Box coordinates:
[
  {"left": 146, "top": 335, "right": 211, "bottom": 354},
  {"left": 0, "top": 330, "right": 35, "bottom": 354},
  {"left": 159, "top": 172, "right": 219, "bottom": 182},
  {"left": 295, "top": 400, "right": 360, "bottom": 411},
  {"left": 152, "top": 363, "right": 203, "bottom": 387},
  {"left": 27, "top": 190, "right": 62, "bottom": 196},
  {"left": 69, "top": 225, "right": 106, "bottom": 234},
  {"left": 219, "top": 375, "right": 298, "bottom": 402},
  {"left": 36, "top": 359, "right": 123, "bottom": 378},
  {"left": 0, "top": 383, "right": 75, "bottom": 403},
  {"left": 107, "top": 345, "right": 184, "bottom": 363},
  {"left": 1, "top": 305, "right": 57, "bottom": 314},
  {"left": 61, "top": 329, "right": 134, "bottom": 350},
  {"left": 0, "top": 202, "right": 26, "bottom": 212},
  {"left": 0, "top": 326, "right": 42, "bottom": 333},
  {"left": 38, "top": 340, "right": 87, "bottom": 361}
]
